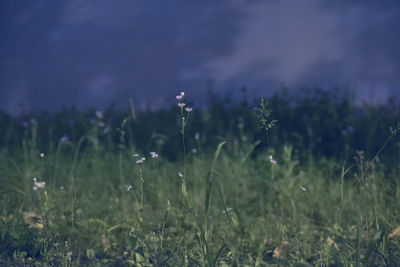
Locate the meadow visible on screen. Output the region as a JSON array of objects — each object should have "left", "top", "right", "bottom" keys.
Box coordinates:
[{"left": 1, "top": 89, "right": 400, "bottom": 266}]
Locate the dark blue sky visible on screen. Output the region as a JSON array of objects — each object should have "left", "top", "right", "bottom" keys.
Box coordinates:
[{"left": 1, "top": 0, "right": 399, "bottom": 114}]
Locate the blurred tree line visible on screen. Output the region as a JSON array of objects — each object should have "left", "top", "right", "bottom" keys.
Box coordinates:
[{"left": 1, "top": 88, "right": 399, "bottom": 166}]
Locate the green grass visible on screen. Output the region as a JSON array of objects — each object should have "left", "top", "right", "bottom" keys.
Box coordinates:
[
  {"left": 1, "top": 92, "right": 400, "bottom": 266},
  {"left": 2, "top": 135, "right": 400, "bottom": 265}
]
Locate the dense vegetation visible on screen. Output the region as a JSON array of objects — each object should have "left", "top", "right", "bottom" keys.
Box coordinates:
[{"left": 1, "top": 89, "right": 400, "bottom": 266}]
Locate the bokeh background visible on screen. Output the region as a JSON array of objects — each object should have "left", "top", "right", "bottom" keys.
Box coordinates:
[{"left": 1, "top": 0, "right": 400, "bottom": 114}]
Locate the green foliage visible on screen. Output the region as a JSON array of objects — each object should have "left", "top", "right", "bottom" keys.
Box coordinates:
[
  {"left": 1, "top": 89, "right": 400, "bottom": 265},
  {"left": 254, "top": 97, "right": 277, "bottom": 136},
  {"left": 389, "top": 121, "right": 400, "bottom": 135}
]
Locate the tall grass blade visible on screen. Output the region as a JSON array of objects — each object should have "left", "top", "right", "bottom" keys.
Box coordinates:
[
  {"left": 205, "top": 141, "right": 226, "bottom": 232},
  {"left": 356, "top": 216, "right": 361, "bottom": 267}
]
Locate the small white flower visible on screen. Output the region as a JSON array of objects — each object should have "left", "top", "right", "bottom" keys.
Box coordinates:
[
  {"left": 195, "top": 132, "right": 200, "bottom": 140},
  {"left": 35, "top": 181, "right": 46, "bottom": 188},
  {"left": 33, "top": 179, "right": 46, "bottom": 190},
  {"left": 185, "top": 107, "right": 192, "bottom": 112},
  {"left": 150, "top": 152, "right": 158, "bottom": 158},
  {"left": 180, "top": 92, "right": 185, "bottom": 96},
  {"left": 136, "top": 157, "right": 145, "bottom": 164},
  {"left": 40, "top": 153, "right": 45, "bottom": 158},
  {"left": 178, "top": 103, "right": 186, "bottom": 108},
  {"left": 192, "top": 148, "right": 197, "bottom": 153},
  {"left": 300, "top": 186, "right": 307, "bottom": 192},
  {"left": 268, "top": 155, "right": 277, "bottom": 164},
  {"left": 127, "top": 185, "right": 133, "bottom": 191},
  {"left": 176, "top": 95, "right": 182, "bottom": 100},
  {"left": 133, "top": 153, "right": 139, "bottom": 157},
  {"left": 60, "top": 186, "right": 65, "bottom": 190},
  {"left": 178, "top": 172, "right": 183, "bottom": 178}
]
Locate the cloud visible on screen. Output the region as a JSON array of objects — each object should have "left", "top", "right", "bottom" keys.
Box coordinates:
[
  {"left": 202, "top": 1, "right": 342, "bottom": 85},
  {"left": 194, "top": 0, "right": 400, "bottom": 101},
  {"left": 0, "top": 0, "right": 399, "bottom": 114}
]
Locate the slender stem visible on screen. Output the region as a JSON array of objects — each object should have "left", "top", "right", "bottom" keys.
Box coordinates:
[
  {"left": 138, "top": 165, "right": 144, "bottom": 222},
  {"left": 366, "top": 135, "right": 393, "bottom": 174}
]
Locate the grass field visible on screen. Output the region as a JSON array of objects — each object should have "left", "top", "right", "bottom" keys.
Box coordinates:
[{"left": 1, "top": 90, "right": 400, "bottom": 266}]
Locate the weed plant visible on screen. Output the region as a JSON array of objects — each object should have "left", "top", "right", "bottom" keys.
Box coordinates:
[{"left": 0, "top": 89, "right": 400, "bottom": 265}]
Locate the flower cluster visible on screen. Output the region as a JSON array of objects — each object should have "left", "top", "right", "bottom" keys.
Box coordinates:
[
  {"left": 136, "top": 157, "right": 145, "bottom": 164},
  {"left": 269, "top": 155, "right": 277, "bottom": 164},
  {"left": 176, "top": 91, "right": 193, "bottom": 113},
  {"left": 150, "top": 151, "right": 159, "bottom": 158},
  {"left": 93, "top": 110, "right": 111, "bottom": 134},
  {"left": 33, "top": 177, "right": 46, "bottom": 190},
  {"left": 176, "top": 92, "right": 184, "bottom": 100}
]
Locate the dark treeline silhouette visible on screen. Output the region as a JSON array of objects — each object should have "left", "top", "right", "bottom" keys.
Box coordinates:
[{"left": 1, "top": 88, "right": 399, "bottom": 166}]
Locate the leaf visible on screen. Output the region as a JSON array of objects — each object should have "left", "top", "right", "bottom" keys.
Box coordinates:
[
  {"left": 22, "top": 212, "right": 43, "bottom": 230},
  {"left": 388, "top": 225, "right": 400, "bottom": 239},
  {"left": 327, "top": 236, "right": 339, "bottom": 251},
  {"left": 272, "top": 241, "right": 289, "bottom": 258}
]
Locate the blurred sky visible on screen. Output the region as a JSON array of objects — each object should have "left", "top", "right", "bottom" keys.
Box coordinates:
[{"left": 1, "top": 0, "right": 400, "bottom": 114}]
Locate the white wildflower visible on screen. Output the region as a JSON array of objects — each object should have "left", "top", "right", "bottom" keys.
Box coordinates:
[
  {"left": 269, "top": 155, "right": 276, "bottom": 164},
  {"left": 32, "top": 177, "right": 46, "bottom": 190},
  {"left": 136, "top": 157, "right": 145, "bottom": 164}
]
